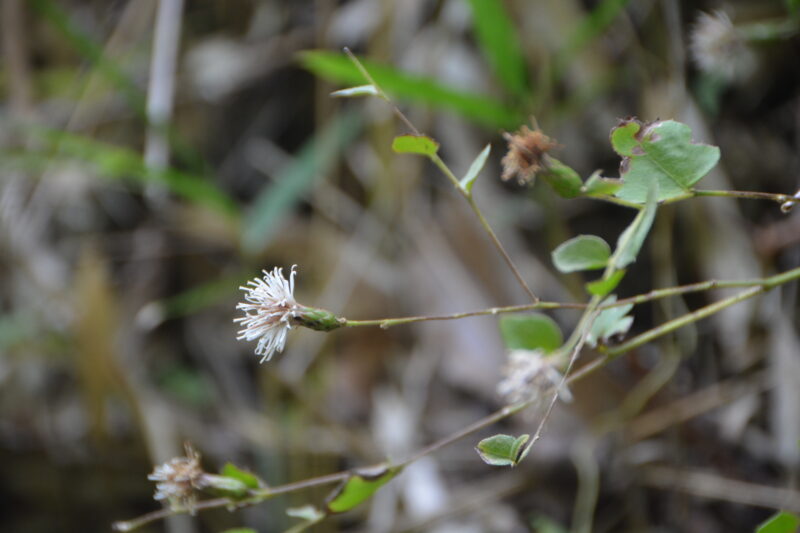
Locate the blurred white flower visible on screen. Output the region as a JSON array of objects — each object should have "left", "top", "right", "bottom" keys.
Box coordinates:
[
  {"left": 235, "top": 266, "right": 300, "bottom": 362},
  {"left": 148, "top": 445, "right": 205, "bottom": 511},
  {"left": 497, "top": 349, "right": 572, "bottom": 405},
  {"left": 690, "top": 11, "right": 755, "bottom": 81}
]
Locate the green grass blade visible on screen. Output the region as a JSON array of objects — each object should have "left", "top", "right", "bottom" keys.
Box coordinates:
[
  {"left": 241, "top": 112, "right": 362, "bottom": 252},
  {"left": 466, "top": 0, "right": 529, "bottom": 98},
  {"left": 300, "top": 50, "right": 519, "bottom": 128}
]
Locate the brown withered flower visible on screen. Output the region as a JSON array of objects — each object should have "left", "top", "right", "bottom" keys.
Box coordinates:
[
  {"left": 501, "top": 123, "right": 559, "bottom": 185},
  {"left": 148, "top": 444, "right": 207, "bottom": 511}
]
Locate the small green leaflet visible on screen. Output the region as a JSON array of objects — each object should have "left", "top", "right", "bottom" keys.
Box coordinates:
[
  {"left": 475, "top": 433, "right": 531, "bottom": 466},
  {"left": 499, "top": 314, "right": 563, "bottom": 353},
  {"left": 587, "top": 296, "right": 634, "bottom": 348},
  {"left": 219, "top": 529, "right": 258, "bottom": 533},
  {"left": 756, "top": 512, "right": 800, "bottom": 533},
  {"left": 612, "top": 119, "right": 720, "bottom": 204},
  {"left": 460, "top": 144, "right": 491, "bottom": 194},
  {"left": 586, "top": 269, "right": 626, "bottom": 297},
  {"left": 552, "top": 235, "right": 611, "bottom": 273},
  {"left": 331, "top": 84, "right": 379, "bottom": 98},
  {"left": 582, "top": 172, "right": 623, "bottom": 197},
  {"left": 220, "top": 462, "right": 262, "bottom": 489},
  {"left": 391, "top": 135, "right": 439, "bottom": 156},
  {"left": 610, "top": 184, "right": 658, "bottom": 270},
  {"left": 286, "top": 505, "right": 325, "bottom": 522},
  {"left": 326, "top": 464, "right": 401, "bottom": 513}
]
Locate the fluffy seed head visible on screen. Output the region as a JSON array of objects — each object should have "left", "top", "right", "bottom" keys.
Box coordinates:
[
  {"left": 690, "top": 11, "right": 755, "bottom": 80},
  {"left": 497, "top": 349, "right": 571, "bottom": 405},
  {"left": 148, "top": 444, "right": 206, "bottom": 511}
]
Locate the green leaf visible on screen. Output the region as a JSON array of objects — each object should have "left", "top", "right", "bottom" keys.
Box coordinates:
[
  {"left": 286, "top": 505, "right": 325, "bottom": 522},
  {"left": 391, "top": 135, "right": 439, "bottom": 156},
  {"left": 220, "top": 529, "right": 258, "bottom": 533},
  {"left": 582, "top": 172, "right": 623, "bottom": 196},
  {"left": 220, "top": 462, "right": 262, "bottom": 489},
  {"left": 585, "top": 269, "right": 626, "bottom": 296},
  {"left": 460, "top": 144, "right": 491, "bottom": 193},
  {"left": 757, "top": 512, "right": 800, "bottom": 533},
  {"left": 201, "top": 474, "right": 249, "bottom": 499},
  {"left": 531, "top": 516, "right": 570, "bottom": 533},
  {"left": 325, "top": 464, "right": 401, "bottom": 514},
  {"left": 613, "top": 119, "right": 720, "bottom": 204},
  {"left": 499, "top": 314, "right": 563, "bottom": 353},
  {"left": 475, "top": 434, "right": 530, "bottom": 466},
  {"left": 611, "top": 184, "right": 658, "bottom": 270},
  {"left": 552, "top": 235, "right": 611, "bottom": 273},
  {"left": 587, "top": 296, "right": 634, "bottom": 348},
  {"left": 299, "top": 50, "right": 519, "bottom": 128},
  {"left": 539, "top": 157, "right": 583, "bottom": 198},
  {"left": 330, "top": 84, "right": 379, "bottom": 98},
  {"left": 242, "top": 112, "right": 361, "bottom": 252},
  {"left": 466, "top": 0, "right": 528, "bottom": 97}
]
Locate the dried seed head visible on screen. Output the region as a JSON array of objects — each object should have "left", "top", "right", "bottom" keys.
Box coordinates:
[
  {"left": 690, "top": 11, "right": 755, "bottom": 80},
  {"left": 148, "top": 444, "right": 206, "bottom": 512},
  {"left": 501, "top": 124, "right": 559, "bottom": 185},
  {"left": 497, "top": 349, "right": 571, "bottom": 406}
]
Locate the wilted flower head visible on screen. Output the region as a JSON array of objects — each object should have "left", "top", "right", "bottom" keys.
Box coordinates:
[
  {"left": 235, "top": 266, "right": 344, "bottom": 362},
  {"left": 497, "top": 349, "right": 571, "bottom": 405},
  {"left": 501, "top": 123, "right": 559, "bottom": 185},
  {"left": 690, "top": 11, "right": 755, "bottom": 80},
  {"left": 148, "top": 444, "right": 206, "bottom": 511}
]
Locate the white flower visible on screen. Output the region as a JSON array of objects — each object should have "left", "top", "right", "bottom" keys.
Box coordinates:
[
  {"left": 234, "top": 266, "right": 300, "bottom": 362},
  {"left": 690, "top": 11, "right": 755, "bottom": 81},
  {"left": 497, "top": 349, "right": 572, "bottom": 405}
]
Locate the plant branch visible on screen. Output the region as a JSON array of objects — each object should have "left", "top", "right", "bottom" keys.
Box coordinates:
[
  {"left": 342, "top": 266, "right": 800, "bottom": 329},
  {"left": 341, "top": 49, "right": 539, "bottom": 303}
]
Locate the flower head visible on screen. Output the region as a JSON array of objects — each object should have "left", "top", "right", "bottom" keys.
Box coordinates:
[
  {"left": 497, "top": 349, "right": 571, "bottom": 406},
  {"left": 235, "top": 266, "right": 300, "bottom": 362},
  {"left": 690, "top": 11, "right": 755, "bottom": 81},
  {"left": 148, "top": 444, "right": 206, "bottom": 511},
  {"left": 501, "top": 123, "right": 559, "bottom": 185}
]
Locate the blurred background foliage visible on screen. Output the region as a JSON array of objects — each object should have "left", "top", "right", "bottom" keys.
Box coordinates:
[{"left": 1, "top": 0, "right": 799, "bottom": 532}]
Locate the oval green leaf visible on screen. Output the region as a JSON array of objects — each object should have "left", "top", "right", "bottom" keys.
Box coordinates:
[
  {"left": 326, "top": 464, "right": 401, "bottom": 514},
  {"left": 552, "top": 235, "right": 611, "bottom": 273},
  {"left": 611, "top": 184, "right": 658, "bottom": 270},
  {"left": 392, "top": 135, "right": 439, "bottom": 157},
  {"left": 756, "top": 512, "right": 800, "bottom": 533},
  {"left": 475, "top": 434, "right": 530, "bottom": 467},
  {"left": 585, "top": 269, "right": 626, "bottom": 297},
  {"left": 499, "top": 314, "right": 563, "bottom": 353},
  {"left": 286, "top": 505, "right": 325, "bottom": 522},
  {"left": 220, "top": 462, "right": 262, "bottom": 489}
]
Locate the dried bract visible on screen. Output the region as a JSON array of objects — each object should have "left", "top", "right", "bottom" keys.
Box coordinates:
[
  {"left": 148, "top": 444, "right": 206, "bottom": 512},
  {"left": 501, "top": 124, "right": 559, "bottom": 185}
]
